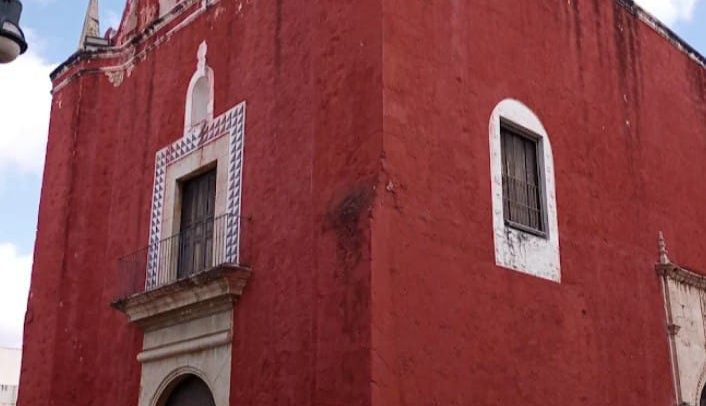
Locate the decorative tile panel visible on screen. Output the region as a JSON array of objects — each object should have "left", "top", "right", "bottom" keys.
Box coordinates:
[{"left": 146, "top": 102, "right": 246, "bottom": 288}]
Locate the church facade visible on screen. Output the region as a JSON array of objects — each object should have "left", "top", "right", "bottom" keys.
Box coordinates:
[{"left": 18, "top": 0, "right": 706, "bottom": 405}]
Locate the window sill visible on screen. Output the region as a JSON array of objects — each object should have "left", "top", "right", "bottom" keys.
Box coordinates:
[{"left": 504, "top": 220, "right": 548, "bottom": 239}]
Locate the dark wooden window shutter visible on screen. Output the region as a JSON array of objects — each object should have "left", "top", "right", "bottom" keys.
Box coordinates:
[{"left": 500, "top": 122, "right": 545, "bottom": 235}]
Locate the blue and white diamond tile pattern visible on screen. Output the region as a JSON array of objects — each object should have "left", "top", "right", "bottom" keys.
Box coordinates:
[
  {"left": 145, "top": 102, "right": 246, "bottom": 289},
  {"left": 146, "top": 150, "right": 167, "bottom": 288},
  {"left": 225, "top": 106, "right": 245, "bottom": 264}
]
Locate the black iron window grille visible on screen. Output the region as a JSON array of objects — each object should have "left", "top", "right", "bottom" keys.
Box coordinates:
[{"left": 500, "top": 119, "right": 546, "bottom": 236}]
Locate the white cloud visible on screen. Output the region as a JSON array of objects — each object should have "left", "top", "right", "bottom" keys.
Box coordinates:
[
  {"left": 0, "top": 30, "right": 54, "bottom": 177},
  {"left": 0, "top": 30, "right": 52, "bottom": 349},
  {"left": 634, "top": 0, "right": 702, "bottom": 26},
  {"left": 0, "top": 243, "right": 32, "bottom": 349}
]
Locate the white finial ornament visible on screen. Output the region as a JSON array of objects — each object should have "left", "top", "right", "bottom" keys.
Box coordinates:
[
  {"left": 197, "top": 41, "right": 208, "bottom": 73},
  {"left": 184, "top": 40, "right": 214, "bottom": 132},
  {"left": 658, "top": 231, "right": 670, "bottom": 265}
]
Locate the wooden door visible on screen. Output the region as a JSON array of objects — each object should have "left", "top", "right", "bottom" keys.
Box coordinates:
[{"left": 178, "top": 168, "right": 216, "bottom": 279}]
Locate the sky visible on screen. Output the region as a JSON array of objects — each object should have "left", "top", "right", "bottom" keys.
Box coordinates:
[{"left": 0, "top": 1, "right": 704, "bottom": 350}]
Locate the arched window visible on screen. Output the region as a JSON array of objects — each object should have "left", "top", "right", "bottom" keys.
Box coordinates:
[
  {"left": 189, "top": 76, "right": 210, "bottom": 126},
  {"left": 700, "top": 386, "right": 706, "bottom": 406},
  {"left": 184, "top": 41, "right": 214, "bottom": 132},
  {"left": 489, "top": 99, "right": 561, "bottom": 282},
  {"left": 160, "top": 375, "right": 215, "bottom": 406}
]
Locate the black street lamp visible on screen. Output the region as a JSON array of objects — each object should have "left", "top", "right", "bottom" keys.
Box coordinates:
[{"left": 0, "top": 0, "right": 27, "bottom": 63}]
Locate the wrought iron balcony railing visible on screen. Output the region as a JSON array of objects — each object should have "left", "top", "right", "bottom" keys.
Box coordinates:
[{"left": 117, "top": 213, "right": 242, "bottom": 298}]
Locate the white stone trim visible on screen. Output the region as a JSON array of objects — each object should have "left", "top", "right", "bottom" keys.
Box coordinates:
[
  {"left": 489, "top": 99, "right": 561, "bottom": 282},
  {"left": 138, "top": 329, "right": 231, "bottom": 363},
  {"left": 694, "top": 365, "right": 706, "bottom": 406},
  {"left": 114, "top": 268, "right": 250, "bottom": 406},
  {"left": 140, "top": 311, "right": 233, "bottom": 406},
  {"left": 160, "top": 137, "right": 228, "bottom": 287},
  {"left": 659, "top": 264, "right": 706, "bottom": 406},
  {"left": 158, "top": 0, "right": 179, "bottom": 17}
]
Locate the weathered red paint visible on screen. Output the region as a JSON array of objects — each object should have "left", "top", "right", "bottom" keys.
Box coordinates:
[
  {"left": 21, "top": 1, "right": 380, "bottom": 404},
  {"left": 19, "top": 0, "right": 705, "bottom": 405},
  {"left": 373, "top": 1, "right": 704, "bottom": 405}
]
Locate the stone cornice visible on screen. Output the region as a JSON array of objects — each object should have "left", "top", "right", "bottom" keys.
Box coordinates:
[
  {"left": 50, "top": 0, "right": 216, "bottom": 91},
  {"left": 656, "top": 262, "right": 706, "bottom": 291},
  {"left": 112, "top": 264, "right": 250, "bottom": 331},
  {"left": 50, "top": 0, "right": 704, "bottom": 93},
  {"left": 616, "top": 0, "right": 705, "bottom": 69}
]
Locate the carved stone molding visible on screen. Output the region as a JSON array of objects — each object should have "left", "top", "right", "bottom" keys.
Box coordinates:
[
  {"left": 113, "top": 265, "right": 250, "bottom": 331},
  {"left": 658, "top": 255, "right": 706, "bottom": 406},
  {"left": 657, "top": 263, "right": 706, "bottom": 291},
  {"left": 113, "top": 265, "right": 249, "bottom": 406}
]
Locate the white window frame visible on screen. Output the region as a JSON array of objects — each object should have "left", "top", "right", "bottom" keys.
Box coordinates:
[{"left": 489, "top": 99, "right": 561, "bottom": 282}]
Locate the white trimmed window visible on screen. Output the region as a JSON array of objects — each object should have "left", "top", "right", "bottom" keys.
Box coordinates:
[{"left": 489, "top": 99, "right": 560, "bottom": 282}]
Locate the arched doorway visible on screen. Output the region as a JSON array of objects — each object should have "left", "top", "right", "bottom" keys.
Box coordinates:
[
  {"left": 162, "top": 375, "right": 215, "bottom": 406},
  {"left": 701, "top": 386, "right": 706, "bottom": 406}
]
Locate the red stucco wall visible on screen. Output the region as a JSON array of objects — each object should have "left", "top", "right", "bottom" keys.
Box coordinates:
[
  {"left": 19, "top": 0, "right": 706, "bottom": 405},
  {"left": 19, "top": 0, "right": 381, "bottom": 404},
  {"left": 373, "top": 1, "right": 704, "bottom": 405}
]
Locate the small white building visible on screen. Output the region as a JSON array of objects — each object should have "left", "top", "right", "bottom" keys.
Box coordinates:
[{"left": 0, "top": 348, "right": 21, "bottom": 406}]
